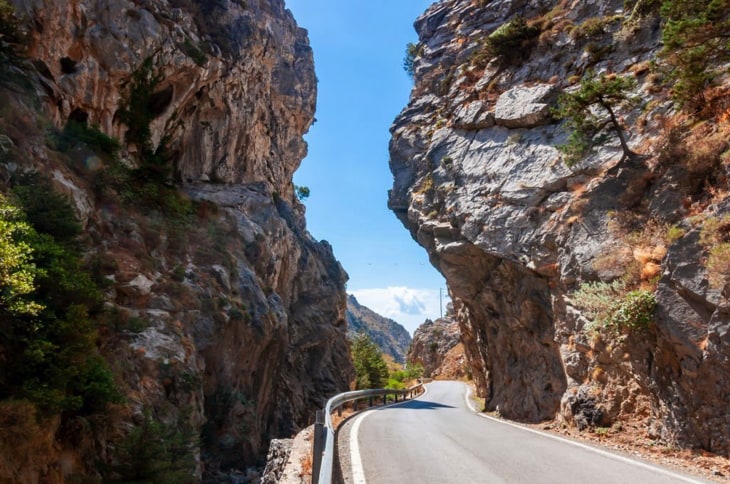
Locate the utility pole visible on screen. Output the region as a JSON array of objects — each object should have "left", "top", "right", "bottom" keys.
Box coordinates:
[{"left": 439, "top": 287, "right": 443, "bottom": 319}]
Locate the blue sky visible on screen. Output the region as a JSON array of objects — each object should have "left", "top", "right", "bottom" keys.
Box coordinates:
[{"left": 285, "top": 0, "right": 448, "bottom": 334}]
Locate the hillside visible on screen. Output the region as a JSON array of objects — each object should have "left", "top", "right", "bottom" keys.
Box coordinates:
[
  {"left": 346, "top": 294, "right": 412, "bottom": 364},
  {"left": 390, "top": 0, "right": 730, "bottom": 455}
]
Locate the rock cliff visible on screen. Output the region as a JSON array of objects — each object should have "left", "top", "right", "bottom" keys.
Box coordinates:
[
  {"left": 346, "top": 294, "right": 412, "bottom": 363},
  {"left": 407, "top": 316, "right": 467, "bottom": 379},
  {"left": 0, "top": 0, "right": 353, "bottom": 481},
  {"left": 390, "top": 0, "right": 730, "bottom": 455}
]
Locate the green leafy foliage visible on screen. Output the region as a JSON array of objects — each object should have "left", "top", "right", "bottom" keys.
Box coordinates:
[
  {"left": 12, "top": 172, "right": 81, "bottom": 244},
  {"left": 606, "top": 290, "right": 656, "bottom": 331},
  {"left": 295, "top": 185, "right": 310, "bottom": 201},
  {"left": 117, "top": 56, "right": 170, "bottom": 183},
  {"left": 389, "top": 363, "right": 424, "bottom": 384},
  {"left": 572, "top": 281, "right": 656, "bottom": 332},
  {"left": 351, "top": 333, "right": 389, "bottom": 390},
  {"left": 55, "top": 120, "right": 121, "bottom": 158},
  {"left": 0, "top": 180, "right": 120, "bottom": 415},
  {"left": 485, "top": 15, "right": 541, "bottom": 61},
  {"left": 0, "top": 0, "right": 23, "bottom": 58},
  {"left": 112, "top": 58, "right": 193, "bottom": 219},
  {"left": 105, "top": 409, "right": 197, "bottom": 483},
  {"left": 659, "top": 0, "right": 730, "bottom": 110},
  {"left": 554, "top": 71, "right": 639, "bottom": 165},
  {"left": 403, "top": 42, "right": 421, "bottom": 79},
  {"left": 0, "top": 194, "right": 41, "bottom": 317}
]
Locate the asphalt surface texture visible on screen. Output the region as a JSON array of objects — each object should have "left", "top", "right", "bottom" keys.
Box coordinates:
[{"left": 336, "top": 380, "right": 710, "bottom": 484}]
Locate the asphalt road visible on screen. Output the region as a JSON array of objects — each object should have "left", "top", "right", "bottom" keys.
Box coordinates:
[{"left": 338, "top": 381, "right": 709, "bottom": 484}]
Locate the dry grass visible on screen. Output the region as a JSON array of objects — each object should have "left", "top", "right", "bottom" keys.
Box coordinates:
[{"left": 299, "top": 454, "right": 312, "bottom": 478}]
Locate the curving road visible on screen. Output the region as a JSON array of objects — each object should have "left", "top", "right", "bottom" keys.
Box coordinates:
[{"left": 337, "top": 381, "right": 709, "bottom": 484}]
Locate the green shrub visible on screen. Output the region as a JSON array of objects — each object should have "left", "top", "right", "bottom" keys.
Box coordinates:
[
  {"left": 666, "top": 224, "right": 685, "bottom": 243},
  {"left": 606, "top": 290, "right": 656, "bottom": 331},
  {"left": 571, "top": 280, "right": 626, "bottom": 322},
  {"left": 295, "top": 185, "right": 310, "bottom": 201},
  {"left": 570, "top": 16, "right": 610, "bottom": 40},
  {"left": 403, "top": 42, "right": 422, "bottom": 79},
  {"left": 572, "top": 281, "right": 655, "bottom": 333},
  {"left": 105, "top": 409, "right": 197, "bottom": 483},
  {"left": 0, "top": 189, "right": 119, "bottom": 415},
  {"left": 55, "top": 120, "right": 121, "bottom": 158},
  {"left": 659, "top": 0, "right": 730, "bottom": 111},
  {"left": 485, "top": 15, "right": 541, "bottom": 60},
  {"left": 11, "top": 171, "right": 81, "bottom": 244},
  {"left": 386, "top": 379, "right": 405, "bottom": 390}
]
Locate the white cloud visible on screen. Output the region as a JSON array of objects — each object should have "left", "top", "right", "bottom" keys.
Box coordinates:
[{"left": 350, "top": 287, "right": 450, "bottom": 336}]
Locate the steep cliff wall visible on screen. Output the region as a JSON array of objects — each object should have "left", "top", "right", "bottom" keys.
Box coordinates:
[
  {"left": 407, "top": 317, "right": 467, "bottom": 379},
  {"left": 346, "top": 294, "right": 412, "bottom": 363},
  {"left": 391, "top": 0, "right": 730, "bottom": 454},
  {"left": 0, "top": 0, "right": 353, "bottom": 481}
]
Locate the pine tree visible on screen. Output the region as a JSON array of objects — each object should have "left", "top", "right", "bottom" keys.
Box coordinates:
[
  {"left": 554, "top": 71, "right": 639, "bottom": 166},
  {"left": 351, "top": 333, "right": 389, "bottom": 390}
]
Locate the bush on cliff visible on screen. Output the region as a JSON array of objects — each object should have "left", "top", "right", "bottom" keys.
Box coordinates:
[
  {"left": 660, "top": 0, "right": 730, "bottom": 111},
  {"left": 0, "top": 180, "right": 120, "bottom": 415}
]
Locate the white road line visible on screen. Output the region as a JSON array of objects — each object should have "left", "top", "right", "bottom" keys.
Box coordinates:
[
  {"left": 350, "top": 409, "right": 373, "bottom": 484},
  {"left": 350, "top": 385, "right": 430, "bottom": 484},
  {"left": 463, "top": 383, "right": 478, "bottom": 412},
  {"left": 461, "top": 383, "right": 705, "bottom": 484}
]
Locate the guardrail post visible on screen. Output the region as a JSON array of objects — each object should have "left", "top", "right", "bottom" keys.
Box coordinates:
[
  {"left": 312, "top": 409, "right": 325, "bottom": 483},
  {"left": 369, "top": 396, "right": 373, "bottom": 407}
]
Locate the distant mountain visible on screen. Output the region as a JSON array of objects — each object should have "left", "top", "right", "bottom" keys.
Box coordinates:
[{"left": 346, "top": 295, "right": 412, "bottom": 364}]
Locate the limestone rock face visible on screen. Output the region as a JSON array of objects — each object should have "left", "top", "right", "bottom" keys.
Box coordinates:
[
  {"left": 0, "top": 0, "right": 353, "bottom": 480},
  {"left": 390, "top": 0, "right": 730, "bottom": 454},
  {"left": 407, "top": 317, "right": 466, "bottom": 380},
  {"left": 11, "top": 0, "right": 314, "bottom": 191},
  {"left": 346, "top": 294, "right": 412, "bottom": 363}
]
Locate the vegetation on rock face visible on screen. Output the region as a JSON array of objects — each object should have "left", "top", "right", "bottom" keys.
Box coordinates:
[
  {"left": 0, "top": 179, "right": 119, "bottom": 415},
  {"left": 572, "top": 281, "right": 656, "bottom": 333},
  {"left": 351, "top": 333, "right": 389, "bottom": 390},
  {"left": 118, "top": 57, "right": 169, "bottom": 181},
  {"left": 554, "top": 71, "right": 639, "bottom": 165},
  {"left": 403, "top": 42, "right": 421, "bottom": 79},
  {"left": 295, "top": 184, "right": 310, "bottom": 201},
  {"left": 699, "top": 215, "right": 730, "bottom": 288},
  {"left": 104, "top": 409, "right": 197, "bottom": 483},
  {"left": 484, "top": 15, "right": 541, "bottom": 64},
  {"left": 660, "top": 0, "right": 730, "bottom": 111},
  {"left": 0, "top": 0, "right": 23, "bottom": 58}
]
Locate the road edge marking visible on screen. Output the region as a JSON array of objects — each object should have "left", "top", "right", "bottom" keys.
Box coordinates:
[
  {"left": 349, "top": 385, "right": 430, "bottom": 483},
  {"left": 350, "top": 409, "right": 373, "bottom": 484},
  {"left": 462, "top": 384, "right": 705, "bottom": 484}
]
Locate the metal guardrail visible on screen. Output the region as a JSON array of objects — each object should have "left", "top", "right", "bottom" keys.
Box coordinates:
[{"left": 312, "top": 382, "right": 425, "bottom": 484}]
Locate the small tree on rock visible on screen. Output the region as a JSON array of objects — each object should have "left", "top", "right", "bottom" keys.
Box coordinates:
[
  {"left": 660, "top": 0, "right": 730, "bottom": 111},
  {"left": 555, "top": 71, "right": 640, "bottom": 166}
]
